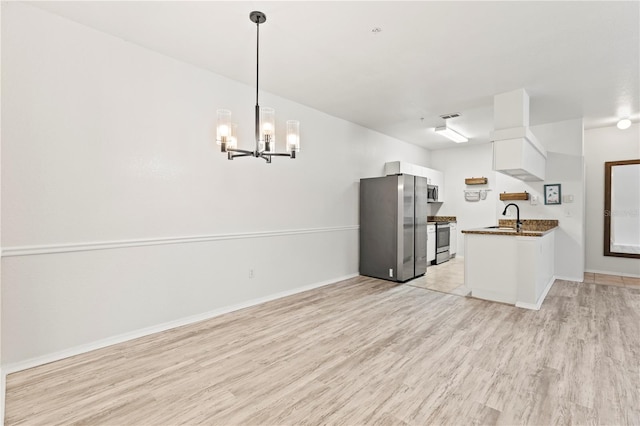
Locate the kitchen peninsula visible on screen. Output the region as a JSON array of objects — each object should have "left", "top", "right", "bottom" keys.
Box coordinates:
[{"left": 462, "top": 220, "right": 558, "bottom": 310}]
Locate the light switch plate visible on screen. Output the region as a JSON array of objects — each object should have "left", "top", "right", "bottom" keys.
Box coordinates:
[
  {"left": 530, "top": 194, "right": 539, "bottom": 205},
  {"left": 562, "top": 194, "right": 574, "bottom": 203}
]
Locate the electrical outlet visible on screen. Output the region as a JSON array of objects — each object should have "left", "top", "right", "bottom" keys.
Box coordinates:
[
  {"left": 389, "top": 268, "right": 393, "bottom": 277},
  {"left": 249, "top": 269, "right": 254, "bottom": 278},
  {"left": 530, "top": 195, "right": 539, "bottom": 205}
]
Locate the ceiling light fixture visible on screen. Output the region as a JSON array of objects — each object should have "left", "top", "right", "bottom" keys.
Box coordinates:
[
  {"left": 617, "top": 118, "right": 632, "bottom": 130},
  {"left": 434, "top": 124, "right": 468, "bottom": 143},
  {"left": 217, "top": 11, "right": 299, "bottom": 162}
]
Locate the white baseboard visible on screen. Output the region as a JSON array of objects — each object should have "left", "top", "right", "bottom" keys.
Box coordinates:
[
  {"left": 584, "top": 269, "right": 640, "bottom": 278},
  {"left": 470, "top": 289, "right": 515, "bottom": 305},
  {"left": 554, "top": 275, "right": 584, "bottom": 282},
  {"left": 516, "top": 276, "right": 556, "bottom": 311},
  {"left": 2, "top": 273, "right": 358, "bottom": 376}
]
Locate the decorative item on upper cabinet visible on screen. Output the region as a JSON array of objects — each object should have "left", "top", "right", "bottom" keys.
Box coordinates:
[
  {"left": 465, "top": 177, "right": 488, "bottom": 185},
  {"left": 499, "top": 191, "right": 530, "bottom": 201}
]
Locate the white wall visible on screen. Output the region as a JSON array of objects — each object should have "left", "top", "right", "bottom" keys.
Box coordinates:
[
  {"left": 428, "top": 143, "right": 498, "bottom": 252},
  {"left": 584, "top": 123, "right": 640, "bottom": 276},
  {"left": 431, "top": 119, "right": 585, "bottom": 281},
  {"left": 0, "top": 3, "right": 431, "bottom": 367}
]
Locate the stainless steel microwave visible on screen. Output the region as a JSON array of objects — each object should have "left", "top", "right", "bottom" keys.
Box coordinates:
[{"left": 427, "top": 184, "right": 438, "bottom": 202}]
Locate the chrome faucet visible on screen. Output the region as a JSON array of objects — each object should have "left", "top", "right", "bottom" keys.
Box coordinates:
[{"left": 502, "top": 203, "right": 522, "bottom": 232}]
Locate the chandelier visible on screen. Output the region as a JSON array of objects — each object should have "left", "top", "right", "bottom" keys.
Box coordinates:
[{"left": 216, "top": 11, "right": 300, "bottom": 162}]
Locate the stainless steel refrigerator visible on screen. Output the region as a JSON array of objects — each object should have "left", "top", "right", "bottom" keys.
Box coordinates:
[{"left": 359, "top": 174, "right": 428, "bottom": 282}]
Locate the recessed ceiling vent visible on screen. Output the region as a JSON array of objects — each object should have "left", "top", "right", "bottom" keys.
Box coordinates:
[{"left": 439, "top": 113, "right": 460, "bottom": 120}]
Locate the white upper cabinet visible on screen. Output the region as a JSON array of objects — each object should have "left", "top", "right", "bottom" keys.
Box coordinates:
[
  {"left": 430, "top": 170, "right": 444, "bottom": 202},
  {"left": 490, "top": 89, "right": 546, "bottom": 182},
  {"left": 492, "top": 129, "right": 546, "bottom": 181},
  {"left": 384, "top": 161, "right": 444, "bottom": 202}
]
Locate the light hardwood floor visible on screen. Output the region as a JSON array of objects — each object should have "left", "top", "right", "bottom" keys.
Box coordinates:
[
  {"left": 584, "top": 271, "right": 640, "bottom": 288},
  {"left": 5, "top": 276, "right": 640, "bottom": 425},
  {"left": 408, "top": 256, "right": 469, "bottom": 296}
]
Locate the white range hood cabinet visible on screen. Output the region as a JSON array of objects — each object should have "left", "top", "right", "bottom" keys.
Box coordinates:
[{"left": 491, "top": 89, "right": 546, "bottom": 181}]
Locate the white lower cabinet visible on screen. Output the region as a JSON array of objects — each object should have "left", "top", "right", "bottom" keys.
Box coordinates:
[
  {"left": 464, "top": 230, "right": 555, "bottom": 309},
  {"left": 450, "top": 222, "right": 457, "bottom": 256},
  {"left": 427, "top": 224, "right": 436, "bottom": 263}
]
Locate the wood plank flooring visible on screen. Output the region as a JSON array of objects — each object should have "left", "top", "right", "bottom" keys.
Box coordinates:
[
  {"left": 5, "top": 275, "right": 640, "bottom": 425},
  {"left": 408, "top": 256, "right": 469, "bottom": 296},
  {"left": 584, "top": 271, "right": 640, "bottom": 288}
]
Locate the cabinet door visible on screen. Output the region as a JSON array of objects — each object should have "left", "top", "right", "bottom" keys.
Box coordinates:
[
  {"left": 400, "top": 175, "right": 415, "bottom": 282},
  {"left": 414, "top": 177, "right": 428, "bottom": 276},
  {"left": 427, "top": 226, "right": 436, "bottom": 262},
  {"left": 359, "top": 176, "right": 399, "bottom": 280},
  {"left": 450, "top": 223, "right": 457, "bottom": 255},
  {"left": 432, "top": 171, "right": 445, "bottom": 202}
]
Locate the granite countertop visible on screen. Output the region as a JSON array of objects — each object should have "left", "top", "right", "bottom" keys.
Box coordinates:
[
  {"left": 427, "top": 216, "right": 456, "bottom": 222},
  {"left": 461, "top": 219, "right": 558, "bottom": 237}
]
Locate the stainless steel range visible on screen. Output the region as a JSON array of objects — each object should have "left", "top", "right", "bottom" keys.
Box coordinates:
[{"left": 434, "top": 221, "right": 451, "bottom": 264}]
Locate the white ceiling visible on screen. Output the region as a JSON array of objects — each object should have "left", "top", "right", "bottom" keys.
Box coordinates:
[{"left": 30, "top": 1, "right": 640, "bottom": 150}]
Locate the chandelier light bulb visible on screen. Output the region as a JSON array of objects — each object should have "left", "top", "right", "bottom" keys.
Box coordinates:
[
  {"left": 216, "top": 109, "right": 232, "bottom": 145},
  {"left": 260, "top": 107, "right": 276, "bottom": 151},
  {"left": 286, "top": 120, "right": 300, "bottom": 153},
  {"left": 261, "top": 107, "right": 275, "bottom": 136},
  {"left": 228, "top": 123, "right": 238, "bottom": 149}
]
